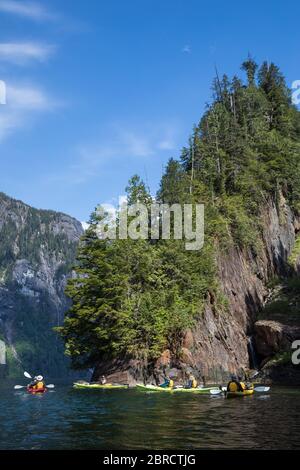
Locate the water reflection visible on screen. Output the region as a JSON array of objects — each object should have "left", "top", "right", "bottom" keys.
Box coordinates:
[{"left": 0, "top": 382, "right": 299, "bottom": 449}]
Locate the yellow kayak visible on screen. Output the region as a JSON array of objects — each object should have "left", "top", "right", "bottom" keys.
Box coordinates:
[
  {"left": 136, "top": 384, "right": 218, "bottom": 394},
  {"left": 226, "top": 388, "right": 254, "bottom": 398},
  {"left": 136, "top": 384, "right": 173, "bottom": 392},
  {"left": 73, "top": 382, "right": 128, "bottom": 390}
]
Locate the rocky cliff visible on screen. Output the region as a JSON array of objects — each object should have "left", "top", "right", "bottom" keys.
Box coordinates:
[
  {"left": 0, "top": 192, "right": 83, "bottom": 377},
  {"left": 92, "top": 193, "right": 300, "bottom": 385}
]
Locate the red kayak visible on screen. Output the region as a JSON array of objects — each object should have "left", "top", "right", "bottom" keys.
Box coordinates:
[{"left": 27, "top": 386, "right": 47, "bottom": 394}]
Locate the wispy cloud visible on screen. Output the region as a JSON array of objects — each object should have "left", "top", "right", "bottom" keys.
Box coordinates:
[
  {"left": 47, "top": 123, "right": 179, "bottom": 185},
  {"left": 0, "top": 42, "right": 56, "bottom": 65},
  {"left": 8, "top": 83, "right": 57, "bottom": 109},
  {"left": 0, "top": 83, "right": 61, "bottom": 141},
  {"left": 182, "top": 45, "right": 191, "bottom": 54},
  {"left": 0, "top": 0, "right": 57, "bottom": 21},
  {"left": 118, "top": 130, "right": 154, "bottom": 157}
]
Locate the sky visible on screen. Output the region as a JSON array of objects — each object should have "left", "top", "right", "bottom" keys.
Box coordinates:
[{"left": 0, "top": 0, "right": 299, "bottom": 223}]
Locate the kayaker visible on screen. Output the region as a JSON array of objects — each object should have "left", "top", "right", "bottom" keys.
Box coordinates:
[
  {"left": 159, "top": 375, "right": 174, "bottom": 389},
  {"left": 100, "top": 375, "right": 107, "bottom": 385},
  {"left": 185, "top": 374, "right": 198, "bottom": 389},
  {"left": 227, "top": 374, "right": 246, "bottom": 393},
  {"left": 28, "top": 375, "right": 46, "bottom": 392}
]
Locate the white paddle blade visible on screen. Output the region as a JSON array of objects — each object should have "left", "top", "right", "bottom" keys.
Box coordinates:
[
  {"left": 14, "top": 385, "right": 25, "bottom": 389},
  {"left": 46, "top": 384, "right": 55, "bottom": 388},
  {"left": 254, "top": 386, "right": 270, "bottom": 392},
  {"left": 24, "top": 371, "right": 32, "bottom": 379},
  {"left": 210, "top": 388, "right": 222, "bottom": 395}
]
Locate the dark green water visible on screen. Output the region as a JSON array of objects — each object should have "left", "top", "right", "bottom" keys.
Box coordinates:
[{"left": 0, "top": 380, "right": 300, "bottom": 449}]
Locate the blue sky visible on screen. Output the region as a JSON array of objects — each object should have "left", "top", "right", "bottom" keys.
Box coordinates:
[{"left": 0, "top": 0, "right": 299, "bottom": 222}]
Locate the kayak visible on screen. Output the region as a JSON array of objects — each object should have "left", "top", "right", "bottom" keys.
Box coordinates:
[
  {"left": 27, "top": 387, "right": 47, "bottom": 394},
  {"left": 136, "top": 384, "right": 219, "bottom": 394},
  {"left": 226, "top": 389, "right": 254, "bottom": 398},
  {"left": 73, "top": 382, "right": 129, "bottom": 390},
  {"left": 136, "top": 384, "right": 174, "bottom": 392},
  {"left": 173, "top": 386, "right": 219, "bottom": 394}
]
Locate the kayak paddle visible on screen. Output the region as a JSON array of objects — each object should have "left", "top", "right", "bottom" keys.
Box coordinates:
[
  {"left": 14, "top": 384, "right": 55, "bottom": 390},
  {"left": 254, "top": 386, "right": 270, "bottom": 392},
  {"left": 24, "top": 371, "right": 32, "bottom": 379},
  {"left": 210, "top": 389, "right": 223, "bottom": 395},
  {"left": 210, "top": 386, "right": 270, "bottom": 395}
]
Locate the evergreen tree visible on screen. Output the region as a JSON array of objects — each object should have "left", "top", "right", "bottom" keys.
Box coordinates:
[{"left": 59, "top": 58, "right": 300, "bottom": 369}]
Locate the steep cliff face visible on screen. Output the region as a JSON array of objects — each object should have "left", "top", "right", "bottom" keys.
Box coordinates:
[
  {"left": 185, "top": 194, "right": 299, "bottom": 382},
  {"left": 92, "top": 194, "right": 300, "bottom": 385},
  {"left": 0, "top": 192, "right": 83, "bottom": 377}
]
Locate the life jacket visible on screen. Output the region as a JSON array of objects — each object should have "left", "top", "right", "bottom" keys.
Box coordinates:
[
  {"left": 192, "top": 379, "right": 197, "bottom": 388},
  {"left": 227, "top": 380, "right": 244, "bottom": 392},
  {"left": 35, "top": 381, "right": 45, "bottom": 391},
  {"left": 169, "top": 379, "right": 174, "bottom": 388}
]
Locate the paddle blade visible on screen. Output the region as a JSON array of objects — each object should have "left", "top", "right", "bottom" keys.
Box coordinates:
[
  {"left": 14, "top": 385, "right": 25, "bottom": 389},
  {"left": 24, "top": 371, "right": 32, "bottom": 379},
  {"left": 254, "top": 386, "right": 270, "bottom": 393},
  {"left": 210, "top": 388, "right": 222, "bottom": 395},
  {"left": 46, "top": 384, "right": 55, "bottom": 389}
]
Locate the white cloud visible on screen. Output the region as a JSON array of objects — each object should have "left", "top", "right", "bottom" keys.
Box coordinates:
[
  {"left": 0, "top": 0, "right": 57, "bottom": 21},
  {"left": 0, "top": 42, "right": 55, "bottom": 65},
  {"left": 8, "top": 84, "right": 56, "bottom": 109},
  {"left": 182, "top": 45, "right": 191, "bottom": 54},
  {"left": 0, "top": 83, "right": 60, "bottom": 141},
  {"left": 81, "top": 196, "right": 127, "bottom": 231},
  {"left": 81, "top": 221, "right": 90, "bottom": 231}
]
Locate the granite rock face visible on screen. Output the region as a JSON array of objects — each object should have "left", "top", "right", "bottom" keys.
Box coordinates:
[
  {"left": 0, "top": 192, "right": 83, "bottom": 376},
  {"left": 186, "top": 195, "right": 299, "bottom": 382},
  {"left": 92, "top": 194, "right": 300, "bottom": 385},
  {"left": 254, "top": 320, "right": 300, "bottom": 358}
]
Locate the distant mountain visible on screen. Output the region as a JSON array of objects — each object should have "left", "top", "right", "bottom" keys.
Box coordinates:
[{"left": 0, "top": 192, "right": 83, "bottom": 377}]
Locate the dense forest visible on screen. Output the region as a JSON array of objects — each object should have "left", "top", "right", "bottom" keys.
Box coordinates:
[
  {"left": 0, "top": 192, "right": 82, "bottom": 376},
  {"left": 58, "top": 58, "right": 300, "bottom": 370}
]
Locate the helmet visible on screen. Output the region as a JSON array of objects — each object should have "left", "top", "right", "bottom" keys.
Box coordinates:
[
  {"left": 231, "top": 374, "right": 238, "bottom": 381},
  {"left": 36, "top": 375, "right": 43, "bottom": 381}
]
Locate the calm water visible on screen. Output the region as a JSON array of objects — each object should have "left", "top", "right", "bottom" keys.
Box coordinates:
[{"left": 0, "top": 380, "right": 300, "bottom": 449}]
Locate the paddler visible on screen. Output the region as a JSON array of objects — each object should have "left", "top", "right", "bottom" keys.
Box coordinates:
[
  {"left": 227, "top": 374, "right": 247, "bottom": 393},
  {"left": 185, "top": 374, "right": 198, "bottom": 389},
  {"left": 28, "top": 375, "right": 46, "bottom": 392},
  {"left": 159, "top": 375, "right": 174, "bottom": 389}
]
